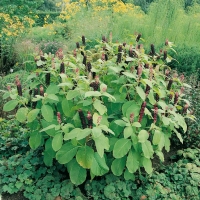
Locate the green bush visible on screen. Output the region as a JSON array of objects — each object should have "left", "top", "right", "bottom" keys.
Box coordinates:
[
  {"left": 169, "top": 46, "right": 200, "bottom": 79},
  {"left": 2, "top": 35, "right": 194, "bottom": 186}
]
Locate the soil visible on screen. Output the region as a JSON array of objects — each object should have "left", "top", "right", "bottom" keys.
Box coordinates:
[{"left": 2, "top": 192, "right": 28, "bottom": 200}]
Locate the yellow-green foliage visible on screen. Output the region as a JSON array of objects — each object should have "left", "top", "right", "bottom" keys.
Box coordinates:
[{"left": 55, "top": 0, "right": 200, "bottom": 49}]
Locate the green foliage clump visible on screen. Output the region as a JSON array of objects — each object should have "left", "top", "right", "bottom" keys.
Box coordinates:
[
  {"left": 85, "top": 148, "right": 200, "bottom": 200},
  {"left": 2, "top": 35, "right": 194, "bottom": 186}
]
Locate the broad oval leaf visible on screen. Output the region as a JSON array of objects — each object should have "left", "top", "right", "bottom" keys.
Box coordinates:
[
  {"left": 136, "top": 86, "right": 146, "bottom": 101},
  {"left": 93, "top": 134, "right": 109, "bottom": 158},
  {"left": 27, "top": 109, "right": 40, "bottom": 122},
  {"left": 126, "top": 149, "right": 139, "bottom": 173},
  {"left": 124, "top": 126, "right": 133, "bottom": 139},
  {"left": 142, "top": 140, "right": 154, "bottom": 159},
  {"left": 85, "top": 91, "right": 101, "bottom": 98},
  {"left": 56, "top": 142, "right": 78, "bottom": 164},
  {"left": 67, "top": 90, "right": 80, "bottom": 100},
  {"left": 111, "top": 157, "right": 126, "bottom": 176},
  {"left": 29, "top": 131, "right": 42, "bottom": 150},
  {"left": 41, "top": 105, "right": 54, "bottom": 122},
  {"left": 93, "top": 99, "right": 107, "bottom": 115},
  {"left": 142, "top": 157, "right": 153, "bottom": 174},
  {"left": 52, "top": 132, "right": 63, "bottom": 151},
  {"left": 3, "top": 100, "right": 18, "bottom": 112},
  {"left": 91, "top": 153, "right": 109, "bottom": 176},
  {"left": 64, "top": 128, "right": 80, "bottom": 140},
  {"left": 16, "top": 107, "right": 28, "bottom": 122},
  {"left": 138, "top": 130, "right": 149, "bottom": 143},
  {"left": 47, "top": 94, "right": 59, "bottom": 102},
  {"left": 69, "top": 159, "right": 86, "bottom": 185},
  {"left": 76, "top": 146, "right": 94, "bottom": 169},
  {"left": 113, "top": 138, "right": 132, "bottom": 158},
  {"left": 62, "top": 99, "right": 75, "bottom": 117}
]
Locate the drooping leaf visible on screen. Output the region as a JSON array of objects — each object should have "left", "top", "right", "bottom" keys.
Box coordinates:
[
  {"left": 152, "top": 130, "right": 162, "bottom": 145},
  {"left": 174, "top": 129, "right": 183, "bottom": 144},
  {"left": 85, "top": 91, "right": 101, "bottom": 98},
  {"left": 64, "top": 128, "right": 81, "bottom": 140},
  {"left": 69, "top": 159, "right": 87, "bottom": 185},
  {"left": 111, "top": 157, "right": 126, "bottom": 176},
  {"left": 124, "top": 169, "right": 135, "bottom": 181},
  {"left": 62, "top": 99, "right": 75, "bottom": 117},
  {"left": 41, "top": 104, "right": 54, "bottom": 122},
  {"left": 76, "top": 128, "right": 92, "bottom": 140},
  {"left": 29, "top": 131, "right": 42, "bottom": 150},
  {"left": 91, "top": 153, "right": 109, "bottom": 176},
  {"left": 138, "top": 130, "right": 149, "bottom": 143},
  {"left": 67, "top": 90, "right": 80, "bottom": 100},
  {"left": 142, "top": 157, "right": 153, "bottom": 174},
  {"left": 44, "top": 138, "right": 55, "bottom": 166},
  {"left": 93, "top": 99, "right": 107, "bottom": 115},
  {"left": 124, "top": 126, "right": 133, "bottom": 139},
  {"left": 142, "top": 140, "right": 154, "bottom": 159},
  {"left": 93, "top": 134, "right": 109, "bottom": 158},
  {"left": 46, "top": 84, "right": 59, "bottom": 94},
  {"left": 56, "top": 142, "right": 78, "bottom": 164},
  {"left": 47, "top": 94, "right": 59, "bottom": 102},
  {"left": 76, "top": 146, "right": 94, "bottom": 169},
  {"left": 136, "top": 86, "right": 145, "bottom": 101},
  {"left": 3, "top": 99, "right": 18, "bottom": 112},
  {"left": 113, "top": 138, "right": 132, "bottom": 158},
  {"left": 16, "top": 107, "right": 28, "bottom": 122},
  {"left": 126, "top": 149, "right": 139, "bottom": 173},
  {"left": 52, "top": 132, "right": 63, "bottom": 151}
]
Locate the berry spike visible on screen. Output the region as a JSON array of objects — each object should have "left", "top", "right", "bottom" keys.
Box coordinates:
[{"left": 78, "top": 109, "right": 87, "bottom": 129}]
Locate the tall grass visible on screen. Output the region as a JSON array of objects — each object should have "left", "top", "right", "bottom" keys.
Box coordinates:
[{"left": 63, "top": 0, "right": 200, "bottom": 50}]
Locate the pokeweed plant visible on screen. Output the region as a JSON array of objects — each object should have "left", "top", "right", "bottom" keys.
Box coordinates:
[{"left": 2, "top": 34, "right": 195, "bottom": 185}]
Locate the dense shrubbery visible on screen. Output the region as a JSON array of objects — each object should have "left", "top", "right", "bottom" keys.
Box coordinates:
[{"left": 1, "top": 35, "right": 194, "bottom": 188}]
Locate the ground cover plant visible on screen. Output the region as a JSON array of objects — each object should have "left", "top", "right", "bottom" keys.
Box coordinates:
[{"left": 1, "top": 34, "right": 194, "bottom": 187}]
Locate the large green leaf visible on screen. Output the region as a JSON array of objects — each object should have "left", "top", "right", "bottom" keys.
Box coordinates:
[
  {"left": 64, "top": 128, "right": 81, "bottom": 140},
  {"left": 3, "top": 99, "right": 18, "bottom": 112},
  {"left": 62, "top": 99, "right": 75, "bottom": 117},
  {"left": 46, "top": 94, "right": 59, "bottom": 102},
  {"left": 46, "top": 84, "right": 59, "bottom": 94},
  {"left": 111, "top": 157, "right": 126, "bottom": 176},
  {"left": 122, "top": 101, "right": 140, "bottom": 119},
  {"left": 76, "top": 146, "right": 94, "bottom": 169},
  {"left": 43, "top": 138, "right": 56, "bottom": 166},
  {"left": 93, "top": 99, "right": 107, "bottom": 115},
  {"left": 56, "top": 142, "right": 78, "bottom": 164},
  {"left": 126, "top": 149, "right": 139, "bottom": 173},
  {"left": 91, "top": 153, "right": 109, "bottom": 176},
  {"left": 27, "top": 109, "right": 40, "bottom": 122},
  {"left": 142, "top": 140, "right": 154, "bottom": 159},
  {"left": 153, "top": 130, "right": 162, "bottom": 145},
  {"left": 136, "top": 86, "right": 145, "bottom": 101},
  {"left": 41, "top": 104, "right": 54, "bottom": 122},
  {"left": 124, "top": 126, "right": 133, "bottom": 139},
  {"left": 142, "top": 157, "right": 153, "bottom": 174},
  {"left": 138, "top": 130, "right": 149, "bottom": 143},
  {"left": 52, "top": 132, "right": 63, "bottom": 151},
  {"left": 68, "top": 159, "right": 87, "bottom": 185},
  {"left": 41, "top": 119, "right": 58, "bottom": 136},
  {"left": 124, "top": 169, "right": 135, "bottom": 181},
  {"left": 85, "top": 91, "right": 101, "bottom": 98},
  {"left": 29, "top": 131, "right": 42, "bottom": 150},
  {"left": 67, "top": 90, "right": 80, "bottom": 100},
  {"left": 16, "top": 107, "right": 28, "bottom": 122},
  {"left": 76, "top": 128, "right": 92, "bottom": 140},
  {"left": 93, "top": 134, "right": 109, "bottom": 158},
  {"left": 113, "top": 138, "right": 132, "bottom": 158}
]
